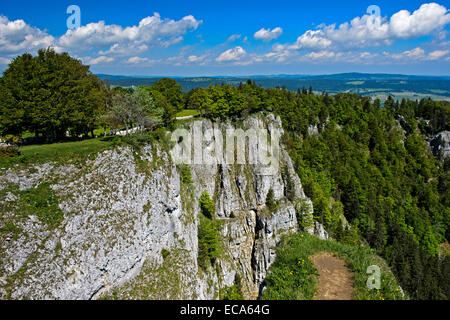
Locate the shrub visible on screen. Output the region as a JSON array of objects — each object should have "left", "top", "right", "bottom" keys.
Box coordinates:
[
  {"left": 220, "top": 274, "right": 244, "bottom": 300},
  {"left": 177, "top": 164, "right": 193, "bottom": 184},
  {"left": 295, "top": 199, "right": 314, "bottom": 230},
  {"left": 161, "top": 249, "right": 170, "bottom": 261},
  {"left": 197, "top": 191, "right": 222, "bottom": 270},
  {"left": 0, "top": 145, "right": 20, "bottom": 158},
  {"left": 282, "top": 165, "right": 296, "bottom": 201},
  {"left": 114, "top": 128, "right": 172, "bottom": 151},
  {"left": 220, "top": 285, "right": 244, "bottom": 300},
  {"left": 199, "top": 191, "right": 215, "bottom": 219},
  {"left": 197, "top": 214, "right": 222, "bottom": 270},
  {"left": 266, "top": 189, "right": 278, "bottom": 212},
  {"left": 0, "top": 222, "right": 21, "bottom": 234}
]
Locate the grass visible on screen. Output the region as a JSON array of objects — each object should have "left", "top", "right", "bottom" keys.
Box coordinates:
[
  {"left": 0, "top": 127, "right": 173, "bottom": 171},
  {"left": 0, "top": 182, "right": 65, "bottom": 232},
  {"left": 0, "top": 137, "right": 114, "bottom": 169},
  {"left": 19, "top": 183, "right": 65, "bottom": 227},
  {"left": 262, "top": 232, "right": 405, "bottom": 300},
  {"left": 20, "top": 127, "right": 112, "bottom": 139},
  {"left": 175, "top": 109, "right": 201, "bottom": 118}
]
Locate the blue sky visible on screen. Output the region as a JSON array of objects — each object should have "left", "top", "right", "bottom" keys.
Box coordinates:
[{"left": 0, "top": 0, "right": 449, "bottom": 76}]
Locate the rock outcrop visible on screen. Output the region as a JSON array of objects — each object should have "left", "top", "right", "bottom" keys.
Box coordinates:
[
  {"left": 430, "top": 131, "right": 450, "bottom": 160},
  {"left": 0, "top": 113, "right": 318, "bottom": 300}
]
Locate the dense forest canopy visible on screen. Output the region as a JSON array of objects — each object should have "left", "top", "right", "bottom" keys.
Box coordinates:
[{"left": 0, "top": 50, "right": 449, "bottom": 299}]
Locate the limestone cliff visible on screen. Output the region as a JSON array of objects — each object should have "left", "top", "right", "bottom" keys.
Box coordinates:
[{"left": 0, "top": 113, "right": 323, "bottom": 300}]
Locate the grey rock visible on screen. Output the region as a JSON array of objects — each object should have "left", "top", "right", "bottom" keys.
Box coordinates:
[
  {"left": 430, "top": 131, "right": 450, "bottom": 159},
  {"left": 0, "top": 113, "right": 325, "bottom": 300}
]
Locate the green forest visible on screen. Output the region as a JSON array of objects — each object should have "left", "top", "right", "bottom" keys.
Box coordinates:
[{"left": 1, "top": 49, "right": 449, "bottom": 300}]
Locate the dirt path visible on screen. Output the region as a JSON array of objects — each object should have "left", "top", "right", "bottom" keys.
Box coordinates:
[{"left": 310, "top": 252, "right": 354, "bottom": 300}]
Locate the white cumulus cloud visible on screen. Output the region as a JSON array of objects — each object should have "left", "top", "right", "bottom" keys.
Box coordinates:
[
  {"left": 273, "top": 2, "right": 450, "bottom": 53},
  {"left": 428, "top": 49, "right": 449, "bottom": 60},
  {"left": 306, "top": 50, "right": 336, "bottom": 60},
  {"left": 126, "top": 56, "right": 154, "bottom": 64},
  {"left": 59, "top": 13, "right": 202, "bottom": 53},
  {"left": 0, "top": 16, "right": 55, "bottom": 54},
  {"left": 391, "top": 47, "right": 426, "bottom": 60},
  {"left": 254, "top": 27, "right": 283, "bottom": 42},
  {"left": 216, "top": 46, "right": 247, "bottom": 62},
  {"left": 227, "top": 34, "right": 242, "bottom": 42},
  {"left": 287, "top": 30, "right": 333, "bottom": 50},
  {"left": 0, "top": 13, "right": 202, "bottom": 63},
  {"left": 85, "top": 56, "right": 115, "bottom": 65},
  {"left": 389, "top": 3, "right": 450, "bottom": 39}
]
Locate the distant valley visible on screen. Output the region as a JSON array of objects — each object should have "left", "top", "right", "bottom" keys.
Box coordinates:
[{"left": 97, "top": 73, "right": 450, "bottom": 102}]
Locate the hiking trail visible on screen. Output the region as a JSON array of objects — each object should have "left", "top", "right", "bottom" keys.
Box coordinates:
[{"left": 311, "top": 252, "right": 354, "bottom": 300}]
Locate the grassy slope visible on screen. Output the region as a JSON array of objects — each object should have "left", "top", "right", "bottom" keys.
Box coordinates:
[
  {"left": 0, "top": 137, "right": 115, "bottom": 170},
  {"left": 175, "top": 109, "right": 201, "bottom": 118},
  {"left": 263, "top": 233, "right": 405, "bottom": 300}
]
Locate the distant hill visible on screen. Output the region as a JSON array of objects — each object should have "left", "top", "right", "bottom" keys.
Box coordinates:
[
  {"left": 97, "top": 72, "right": 450, "bottom": 82},
  {"left": 96, "top": 72, "right": 450, "bottom": 101},
  {"left": 295, "top": 72, "right": 450, "bottom": 81},
  {"left": 96, "top": 74, "right": 159, "bottom": 81}
]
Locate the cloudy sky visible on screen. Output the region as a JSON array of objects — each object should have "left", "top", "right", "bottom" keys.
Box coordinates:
[{"left": 0, "top": 0, "right": 449, "bottom": 76}]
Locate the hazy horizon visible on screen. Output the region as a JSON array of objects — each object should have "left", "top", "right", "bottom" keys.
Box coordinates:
[{"left": 94, "top": 71, "right": 450, "bottom": 78}]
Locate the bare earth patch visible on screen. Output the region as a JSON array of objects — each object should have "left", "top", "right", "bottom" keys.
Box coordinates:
[{"left": 311, "top": 252, "right": 354, "bottom": 300}]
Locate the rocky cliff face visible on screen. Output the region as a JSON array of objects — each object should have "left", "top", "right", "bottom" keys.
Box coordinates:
[{"left": 0, "top": 113, "right": 321, "bottom": 300}]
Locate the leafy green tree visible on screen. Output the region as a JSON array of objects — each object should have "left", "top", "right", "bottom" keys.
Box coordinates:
[
  {"left": 186, "top": 87, "right": 210, "bottom": 115},
  {"left": 198, "top": 214, "right": 222, "bottom": 269},
  {"left": 150, "top": 78, "right": 185, "bottom": 111},
  {"left": 0, "top": 48, "right": 107, "bottom": 141},
  {"left": 0, "top": 53, "right": 37, "bottom": 137},
  {"left": 198, "top": 191, "right": 221, "bottom": 269},
  {"left": 162, "top": 101, "right": 176, "bottom": 130},
  {"left": 109, "top": 87, "right": 156, "bottom": 133}
]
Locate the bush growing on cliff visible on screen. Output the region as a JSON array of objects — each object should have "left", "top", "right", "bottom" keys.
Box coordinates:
[
  {"left": 199, "top": 191, "right": 215, "bottom": 219},
  {"left": 266, "top": 188, "right": 278, "bottom": 212},
  {"left": 295, "top": 199, "right": 314, "bottom": 231},
  {"left": 220, "top": 274, "right": 244, "bottom": 300},
  {"left": 177, "top": 164, "right": 193, "bottom": 184},
  {"left": 198, "top": 214, "right": 222, "bottom": 270},
  {"left": 198, "top": 191, "right": 222, "bottom": 270}
]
